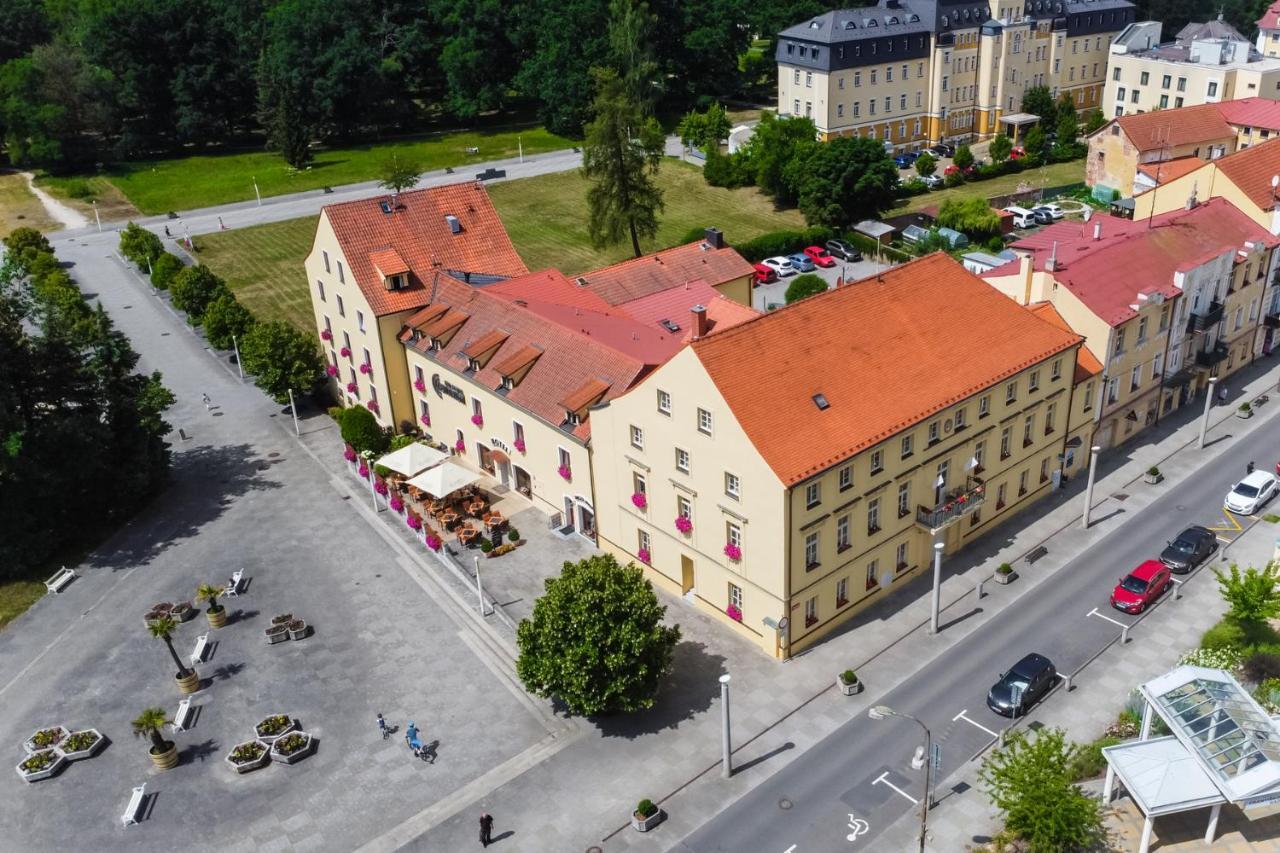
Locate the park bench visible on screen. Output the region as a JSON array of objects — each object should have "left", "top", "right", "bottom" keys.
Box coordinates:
[
  {"left": 171, "top": 699, "right": 194, "bottom": 733},
  {"left": 44, "top": 566, "right": 76, "bottom": 594},
  {"left": 190, "top": 633, "right": 209, "bottom": 667},
  {"left": 224, "top": 568, "right": 244, "bottom": 598},
  {"left": 120, "top": 784, "right": 146, "bottom": 827}
]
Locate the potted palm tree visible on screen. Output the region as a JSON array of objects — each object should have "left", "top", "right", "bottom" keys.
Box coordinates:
[
  {"left": 197, "top": 582, "right": 227, "bottom": 629},
  {"left": 132, "top": 707, "right": 177, "bottom": 770},
  {"left": 149, "top": 616, "right": 199, "bottom": 694}
]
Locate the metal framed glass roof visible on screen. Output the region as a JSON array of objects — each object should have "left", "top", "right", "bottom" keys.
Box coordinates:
[{"left": 1154, "top": 674, "right": 1280, "bottom": 783}]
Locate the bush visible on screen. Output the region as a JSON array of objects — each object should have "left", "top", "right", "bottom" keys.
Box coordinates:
[
  {"left": 785, "top": 273, "right": 829, "bottom": 304},
  {"left": 1213, "top": 562, "right": 1280, "bottom": 623},
  {"left": 636, "top": 799, "right": 658, "bottom": 818},
  {"left": 337, "top": 405, "right": 389, "bottom": 455},
  {"left": 1065, "top": 736, "right": 1120, "bottom": 782},
  {"left": 149, "top": 252, "right": 184, "bottom": 290},
  {"left": 1179, "top": 646, "right": 1243, "bottom": 671},
  {"left": 898, "top": 177, "right": 929, "bottom": 197},
  {"left": 734, "top": 226, "right": 835, "bottom": 262},
  {"left": 169, "top": 265, "right": 229, "bottom": 325},
  {"left": 944, "top": 170, "right": 965, "bottom": 188},
  {"left": 388, "top": 434, "right": 417, "bottom": 451},
  {"left": 119, "top": 222, "right": 164, "bottom": 268},
  {"left": 703, "top": 150, "right": 751, "bottom": 188},
  {"left": 479, "top": 538, "right": 493, "bottom": 553},
  {"left": 1201, "top": 619, "right": 1249, "bottom": 651},
  {"left": 997, "top": 562, "right": 1013, "bottom": 574},
  {"left": 62, "top": 179, "right": 94, "bottom": 200},
  {"left": 1244, "top": 652, "right": 1280, "bottom": 685},
  {"left": 508, "top": 529, "right": 520, "bottom": 542},
  {"left": 202, "top": 292, "right": 255, "bottom": 350},
  {"left": 840, "top": 669, "right": 858, "bottom": 684}
]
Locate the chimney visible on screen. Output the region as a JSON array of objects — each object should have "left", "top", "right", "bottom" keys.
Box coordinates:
[
  {"left": 703, "top": 227, "right": 725, "bottom": 249},
  {"left": 1093, "top": 220, "right": 1102, "bottom": 241},
  {"left": 691, "top": 304, "right": 709, "bottom": 339},
  {"left": 445, "top": 214, "right": 461, "bottom": 234}
]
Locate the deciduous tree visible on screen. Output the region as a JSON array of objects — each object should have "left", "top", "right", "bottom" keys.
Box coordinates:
[
  {"left": 784, "top": 135, "right": 897, "bottom": 228},
  {"left": 914, "top": 151, "right": 938, "bottom": 177},
  {"left": 937, "top": 197, "right": 1001, "bottom": 239},
  {"left": 989, "top": 134, "right": 1013, "bottom": 164},
  {"left": 1214, "top": 562, "right": 1280, "bottom": 623},
  {"left": 240, "top": 320, "right": 325, "bottom": 404},
  {"left": 202, "top": 292, "right": 256, "bottom": 351},
  {"left": 169, "top": 266, "right": 229, "bottom": 326},
  {"left": 952, "top": 144, "right": 974, "bottom": 170},
  {"left": 1021, "top": 85, "right": 1055, "bottom": 122}
]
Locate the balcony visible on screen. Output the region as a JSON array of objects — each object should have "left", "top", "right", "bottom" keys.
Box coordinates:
[
  {"left": 1194, "top": 343, "right": 1229, "bottom": 368},
  {"left": 1264, "top": 311, "right": 1280, "bottom": 329},
  {"left": 1186, "top": 301, "right": 1225, "bottom": 334},
  {"left": 915, "top": 480, "right": 985, "bottom": 532}
]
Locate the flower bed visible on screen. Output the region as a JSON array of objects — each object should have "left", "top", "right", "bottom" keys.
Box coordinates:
[
  {"left": 24, "top": 726, "right": 67, "bottom": 754},
  {"left": 171, "top": 601, "right": 194, "bottom": 622},
  {"left": 60, "top": 729, "right": 104, "bottom": 762},
  {"left": 271, "top": 613, "right": 294, "bottom": 626},
  {"left": 368, "top": 400, "right": 380, "bottom": 414},
  {"left": 346, "top": 382, "right": 359, "bottom": 394},
  {"left": 454, "top": 440, "right": 466, "bottom": 453},
  {"left": 225, "top": 740, "right": 269, "bottom": 774},
  {"left": 15, "top": 749, "right": 65, "bottom": 783},
  {"left": 271, "top": 731, "right": 314, "bottom": 765},
  {"left": 253, "top": 715, "right": 296, "bottom": 743},
  {"left": 374, "top": 478, "right": 389, "bottom": 496}
]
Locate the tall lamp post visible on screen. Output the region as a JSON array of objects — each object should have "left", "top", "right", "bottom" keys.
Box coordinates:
[{"left": 869, "top": 705, "right": 933, "bottom": 853}]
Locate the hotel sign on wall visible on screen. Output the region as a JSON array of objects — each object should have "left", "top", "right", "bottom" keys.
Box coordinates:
[{"left": 432, "top": 373, "right": 466, "bottom": 404}]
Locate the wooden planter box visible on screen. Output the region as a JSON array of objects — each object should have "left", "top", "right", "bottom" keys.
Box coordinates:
[
  {"left": 995, "top": 570, "right": 1017, "bottom": 585},
  {"left": 15, "top": 750, "right": 65, "bottom": 783},
  {"left": 253, "top": 716, "right": 297, "bottom": 744},
  {"left": 270, "top": 732, "right": 314, "bottom": 765},
  {"left": 60, "top": 729, "right": 105, "bottom": 762},
  {"left": 225, "top": 742, "right": 270, "bottom": 774},
  {"left": 23, "top": 725, "right": 67, "bottom": 754},
  {"left": 632, "top": 809, "right": 664, "bottom": 832}
]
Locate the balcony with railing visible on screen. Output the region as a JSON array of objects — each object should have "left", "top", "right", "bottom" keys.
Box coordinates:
[
  {"left": 1186, "top": 301, "right": 1225, "bottom": 334},
  {"left": 915, "top": 480, "right": 985, "bottom": 532},
  {"left": 1194, "top": 343, "right": 1228, "bottom": 368}
]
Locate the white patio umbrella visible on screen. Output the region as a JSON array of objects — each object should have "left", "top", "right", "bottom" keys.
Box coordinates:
[
  {"left": 406, "top": 459, "right": 483, "bottom": 498},
  {"left": 377, "top": 442, "right": 448, "bottom": 478}
]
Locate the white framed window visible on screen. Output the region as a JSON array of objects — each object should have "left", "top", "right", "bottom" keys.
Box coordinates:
[
  {"left": 837, "top": 514, "right": 850, "bottom": 551},
  {"left": 867, "top": 498, "right": 881, "bottom": 534},
  {"left": 839, "top": 464, "right": 852, "bottom": 491},
  {"left": 725, "top": 472, "right": 741, "bottom": 500},
  {"left": 677, "top": 495, "right": 692, "bottom": 520},
  {"left": 805, "top": 481, "right": 821, "bottom": 508},
  {"left": 630, "top": 425, "right": 644, "bottom": 450},
  {"left": 357, "top": 310, "right": 366, "bottom": 333},
  {"left": 419, "top": 398, "right": 430, "bottom": 421},
  {"left": 728, "top": 582, "right": 743, "bottom": 610},
  {"left": 1051, "top": 358, "right": 1062, "bottom": 380},
  {"left": 865, "top": 560, "right": 879, "bottom": 590},
  {"left": 362, "top": 347, "right": 372, "bottom": 368},
  {"left": 726, "top": 521, "right": 742, "bottom": 548},
  {"left": 901, "top": 433, "right": 914, "bottom": 458},
  {"left": 675, "top": 448, "right": 691, "bottom": 474},
  {"left": 633, "top": 471, "right": 647, "bottom": 496},
  {"left": 657, "top": 389, "right": 671, "bottom": 415},
  {"left": 928, "top": 421, "right": 939, "bottom": 444},
  {"left": 558, "top": 446, "right": 571, "bottom": 473},
  {"left": 805, "top": 596, "right": 818, "bottom": 626},
  {"left": 804, "top": 532, "right": 820, "bottom": 568},
  {"left": 1028, "top": 369, "right": 1039, "bottom": 391},
  {"left": 472, "top": 397, "right": 483, "bottom": 421},
  {"left": 836, "top": 577, "right": 848, "bottom": 606},
  {"left": 697, "top": 407, "right": 713, "bottom": 435},
  {"left": 898, "top": 482, "right": 910, "bottom": 517},
  {"left": 1005, "top": 381, "right": 1017, "bottom": 403},
  {"left": 979, "top": 394, "right": 990, "bottom": 417},
  {"left": 871, "top": 449, "right": 884, "bottom": 474},
  {"left": 896, "top": 541, "right": 909, "bottom": 570},
  {"left": 638, "top": 529, "right": 651, "bottom": 555},
  {"left": 955, "top": 407, "right": 967, "bottom": 429},
  {"left": 513, "top": 420, "right": 525, "bottom": 447}
]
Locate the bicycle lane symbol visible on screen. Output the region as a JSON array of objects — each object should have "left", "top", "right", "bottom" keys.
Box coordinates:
[{"left": 847, "top": 814, "right": 870, "bottom": 843}]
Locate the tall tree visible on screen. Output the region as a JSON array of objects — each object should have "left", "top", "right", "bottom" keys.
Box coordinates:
[
  {"left": 1021, "top": 85, "right": 1056, "bottom": 122},
  {"left": 0, "top": 0, "right": 50, "bottom": 64},
  {"left": 581, "top": 68, "right": 665, "bottom": 257},
  {"left": 513, "top": 0, "right": 612, "bottom": 135},
  {"left": 743, "top": 112, "right": 818, "bottom": 202},
  {"left": 783, "top": 135, "right": 897, "bottom": 228},
  {"left": 434, "top": 0, "right": 518, "bottom": 117},
  {"left": 655, "top": 0, "right": 751, "bottom": 100},
  {"left": 0, "top": 44, "right": 118, "bottom": 167},
  {"left": 607, "top": 0, "right": 662, "bottom": 113}
]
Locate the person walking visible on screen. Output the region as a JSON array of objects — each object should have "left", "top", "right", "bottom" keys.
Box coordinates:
[
  {"left": 202, "top": 393, "right": 211, "bottom": 410},
  {"left": 377, "top": 713, "right": 388, "bottom": 739},
  {"left": 479, "top": 812, "right": 494, "bottom": 848},
  {"left": 218, "top": 216, "right": 226, "bottom": 231},
  {"left": 1248, "top": 461, "right": 1256, "bottom": 476},
  {"left": 163, "top": 225, "right": 171, "bottom": 237},
  {"left": 1218, "top": 385, "right": 1229, "bottom": 405}
]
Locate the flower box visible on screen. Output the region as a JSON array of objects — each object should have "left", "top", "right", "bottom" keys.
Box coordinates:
[
  {"left": 320, "top": 329, "right": 333, "bottom": 341},
  {"left": 454, "top": 441, "right": 466, "bottom": 453},
  {"left": 723, "top": 543, "right": 742, "bottom": 561},
  {"left": 407, "top": 514, "right": 423, "bottom": 531},
  {"left": 225, "top": 740, "right": 270, "bottom": 774},
  {"left": 420, "top": 414, "right": 431, "bottom": 427},
  {"left": 16, "top": 749, "right": 65, "bottom": 783},
  {"left": 339, "top": 347, "right": 351, "bottom": 358},
  {"left": 287, "top": 620, "right": 309, "bottom": 641},
  {"left": 837, "top": 671, "right": 862, "bottom": 696},
  {"left": 558, "top": 465, "right": 572, "bottom": 481},
  {"left": 513, "top": 439, "right": 526, "bottom": 453},
  {"left": 171, "top": 601, "right": 195, "bottom": 622},
  {"left": 389, "top": 495, "right": 404, "bottom": 513},
  {"left": 346, "top": 382, "right": 359, "bottom": 394},
  {"left": 631, "top": 492, "right": 648, "bottom": 510},
  {"left": 60, "top": 729, "right": 104, "bottom": 762},
  {"left": 425, "top": 533, "right": 442, "bottom": 551},
  {"left": 359, "top": 362, "right": 372, "bottom": 375},
  {"left": 344, "top": 446, "right": 357, "bottom": 462},
  {"left": 271, "top": 731, "right": 314, "bottom": 765},
  {"left": 253, "top": 715, "right": 296, "bottom": 744},
  {"left": 358, "top": 464, "right": 369, "bottom": 479},
  {"left": 413, "top": 378, "right": 426, "bottom": 392},
  {"left": 23, "top": 725, "right": 67, "bottom": 754},
  {"left": 367, "top": 400, "right": 380, "bottom": 414},
  {"left": 637, "top": 548, "right": 651, "bottom": 564},
  {"left": 725, "top": 604, "right": 742, "bottom": 622},
  {"left": 674, "top": 516, "right": 692, "bottom": 535},
  {"left": 374, "top": 479, "right": 389, "bottom": 496},
  {"left": 326, "top": 364, "right": 339, "bottom": 377},
  {"left": 1143, "top": 469, "right": 1163, "bottom": 485},
  {"left": 265, "top": 624, "right": 290, "bottom": 644},
  {"left": 470, "top": 414, "right": 484, "bottom": 426},
  {"left": 632, "top": 802, "right": 664, "bottom": 832},
  {"left": 995, "top": 568, "right": 1017, "bottom": 585}
]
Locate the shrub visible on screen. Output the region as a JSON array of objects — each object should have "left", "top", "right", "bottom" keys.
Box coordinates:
[
  {"left": 508, "top": 529, "right": 520, "bottom": 542},
  {"left": 840, "top": 669, "right": 858, "bottom": 684},
  {"left": 337, "top": 405, "right": 389, "bottom": 455},
  {"left": 944, "top": 170, "right": 965, "bottom": 188},
  {"left": 62, "top": 179, "right": 94, "bottom": 199},
  {"left": 169, "top": 265, "right": 229, "bottom": 325},
  {"left": 202, "top": 291, "right": 255, "bottom": 350},
  {"left": 1146, "top": 465, "right": 1160, "bottom": 477},
  {"left": 734, "top": 226, "right": 835, "bottom": 262},
  {"left": 785, "top": 273, "right": 829, "bottom": 304},
  {"left": 1065, "top": 736, "right": 1120, "bottom": 782},
  {"left": 1213, "top": 562, "right": 1280, "bottom": 623},
  {"left": 703, "top": 150, "right": 751, "bottom": 188},
  {"left": 1201, "top": 619, "right": 1249, "bottom": 651},
  {"left": 388, "top": 434, "right": 417, "bottom": 452},
  {"left": 636, "top": 799, "right": 658, "bottom": 818},
  {"left": 1243, "top": 652, "right": 1280, "bottom": 685},
  {"left": 1179, "top": 646, "right": 1243, "bottom": 671},
  {"left": 149, "top": 252, "right": 184, "bottom": 290},
  {"left": 997, "top": 562, "right": 1013, "bottom": 574},
  {"left": 480, "top": 539, "right": 494, "bottom": 553}
]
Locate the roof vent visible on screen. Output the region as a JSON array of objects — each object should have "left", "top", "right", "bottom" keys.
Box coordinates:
[
  {"left": 813, "top": 393, "right": 830, "bottom": 410},
  {"left": 659, "top": 319, "right": 681, "bottom": 333},
  {"left": 445, "top": 214, "right": 462, "bottom": 234}
]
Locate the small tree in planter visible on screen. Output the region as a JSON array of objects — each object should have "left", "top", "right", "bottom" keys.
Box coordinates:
[
  {"left": 632, "top": 798, "right": 664, "bottom": 832},
  {"left": 197, "top": 582, "right": 227, "bottom": 628},
  {"left": 995, "top": 562, "right": 1017, "bottom": 585},
  {"left": 1239, "top": 402, "right": 1254, "bottom": 419},
  {"left": 149, "top": 616, "right": 199, "bottom": 694},
  {"left": 508, "top": 528, "right": 521, "bottom": 544},
  {"left": 838, "top": 670, "right": 862, "bottom": 695},
  {"left": 132, "top": 707, "right": 177, "bottom": 770},
  {"left": 1144, "top": 466, "right": 1163, "bottom": 485}
]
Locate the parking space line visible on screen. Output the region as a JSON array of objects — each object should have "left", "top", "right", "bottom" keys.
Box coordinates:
[
  {"left": 1216, "top": 535, "right": 1233, "bottom": 544},
  {"left": 953, "top": 709, "right": 1000, "bottom": 737},
  {"left": 1087, "top": 607, "right": 1128, "bottom": 628},
  {"left": 1207, "top": 510, "right": 1244, "bottom": 534},
  {"left": 872, "top": 771, "right": 919, "bottom": 805}
]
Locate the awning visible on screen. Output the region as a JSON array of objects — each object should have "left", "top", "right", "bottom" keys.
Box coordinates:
[
  {"left": 406, "top": 459, "right": 483, "bottom": 497},
  {"left": 998, "top": 112, "right": 1041, "bottom": 126},
  {"left": 377, "top": 443, "right": 448, "bottom": 477},
  {"left": 490, "top": 449, "right": 510, "bottom": 464}
]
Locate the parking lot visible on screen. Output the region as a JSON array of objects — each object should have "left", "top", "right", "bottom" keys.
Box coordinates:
[{"left": 751, "top": 254, "right": 893, "bottom": 311}]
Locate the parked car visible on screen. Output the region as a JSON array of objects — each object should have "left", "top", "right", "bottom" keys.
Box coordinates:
[
  {"left": 894, "top": 151, "right": 920, "bottom": 169},
  {"left": 929, "top": 143, "right": 955, "bottom": 157},
  {"left": 803, "top": 245, "right": 837, "bottom": 268},
  {"left": 1010, "top": 146, "right": 1027, "bottom": 160},
  {"left": 1160, "top": 526, "right": 1218, "bottom": 573},
  {"left": 1111, "top": 560, "right": 1172, "bottom": 614},
  {"left": 762, "top": 256, "right": 797, "bottom": 277},
  {"left": 1036, "top": 203, "right": 1065, "bottom": 220},
  {"left": 922, "top": 174, "right": 944, "bottom": 189},
  {"left": 1030, "top": 207, "right": 1054, "bottom": 225},
  {"left": 788, "top": 253, "right": 816, "bottom": 273},
  {"left": 1225, "top": 470, "right": 1279, "bottom": 515},
  {"left": 1003, "top": 206, "right": 1037, "bottom": 229},
  {"left": 752, "top": 263, "right": 777, "bottom": 285},
  {"left": 987, "top": 653, "right": 1056, "bottom": 717},
  {"left": 943, "top": 164, "right": 960, "bottom": 176},
  {"left": 825, "top": 239, "right": 862, "bottom": 262}
]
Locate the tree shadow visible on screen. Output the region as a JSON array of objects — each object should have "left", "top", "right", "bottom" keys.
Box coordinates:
[
  {"left": 226, "top": 608, "right": 259, "bottom": 625},
  {"left": 84, "top": 443, "right": 281, "bottom": 572},
  {"left": 178, "top": 738, "right": 220, "bottom": 764},
  {"left": 208, "top": 661, "right": 246, "bottom": 681},
  {"left": 593, "top": 641, "right": 726, "bottom": 739}
]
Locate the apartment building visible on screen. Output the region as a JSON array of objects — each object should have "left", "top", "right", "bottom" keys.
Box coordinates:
[
  {"left": 775, "top": 0, "right": 1135, "bottom": 150},
  {"left": 1104, "top": 18, "right": 1280, "bottom": 120},
  {"left": 1259, "top": 2, "right": 1280, "bottom": 58},
  {"left": 983, "top": 198, "right": 1279, "bottom": 448},
  {"left": 591, "top": 253, "right": 1083, "bottom": 657}
]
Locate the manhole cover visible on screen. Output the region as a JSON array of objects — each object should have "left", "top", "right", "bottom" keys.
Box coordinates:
[
  {"left": 779, "top": 798, "right": 793, "bottom": 810},
  {"left": 952, "top": 781, "right": 971, "bottom": 795},
  {"left": 268, "top": 452, "right": 280, "bottom": 458},
  {"left": 1112, "top": 492, "right": 1129, "bottom": 502}
]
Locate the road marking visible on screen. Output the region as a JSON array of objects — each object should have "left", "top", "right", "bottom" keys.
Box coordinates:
[
  {"left": 872, "top": 771, "right": 919, "bottom": 804},
  {"left": 1087, "top": 607, "right": 1128, "bottom": 628},
  {"left": 1207, "top": 509, "right": 1244, "bottom": 533},
  {"left": 783, "top": 846, "right": 797, "bottom": 853},
  {"left": 953, "top": 709, "right": 1000, "bottom": 738},
  {"left": 846, "top": 815, "right": 870, "bottom": 843},
  {"left": 1216, "top": 535, "right": 1233, "bottom": 544}
]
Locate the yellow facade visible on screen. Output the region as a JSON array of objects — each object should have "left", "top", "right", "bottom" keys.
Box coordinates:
[{"left": 1104, "top": 52, "right": 1280, "bottom": 118}]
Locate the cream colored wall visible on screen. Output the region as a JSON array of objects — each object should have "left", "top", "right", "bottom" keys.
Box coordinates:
[
  {"left": 779, "top": 66, "right": 828, "bottom": 129},
  {"left": 377, "top": 314, "right": 415, "bottom": 428},
  {"left": 402, "top": 347, "right": 591, "bottom": 520},
  {"left": 714, "top": 274, "right": 752, "bottom": 308},
  {"left": 1105, "top": 56, "right": 1230, "bottom": 116},
  {"left": 1231, "top": 66, "right": 1280, "bottom": 101},
  {"left": 591, "top": 347, "right": 790, "bottom": 656},
  {"left": 1130, "top": 163, "right": 1274, "bottom": 234},
  {"left": 1218, "top": 245, "right": 1273, "bottom": 376}
]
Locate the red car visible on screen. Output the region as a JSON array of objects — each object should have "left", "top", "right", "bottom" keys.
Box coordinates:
[
  {"left": 1010, "top": 146, "right": 1026, "bottom": 159},
  {"left": 803, "top": 245, "right": 836, "bottom": 268},
  {"left": 1111, "top": 560, "right": 1171, "bottom": 614},
  {"left": 753, "top": 263, "right": 777, "bottom": 285}
]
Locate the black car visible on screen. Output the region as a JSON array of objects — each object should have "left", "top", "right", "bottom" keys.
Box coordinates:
[
  {"left": 929, "top": 143, "right": 955, "bottom": 157},
  {"left": 826, "top": 239, "right": 862, "bottom": 262},
  {"left": 987, "top": 653, "right": 1056, "bottom": 717},
  {"left": 1160, "top": 525, "right": 1219, "bottom": 573}
]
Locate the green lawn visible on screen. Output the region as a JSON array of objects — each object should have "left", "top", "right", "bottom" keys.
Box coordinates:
[
  {"left": 197, "top": 216, "right": 319, "bottom": 332},
  {"left": 488, "top": 159, "right": 804, "bottom": 274},
  {"left": 33, "top": 174, "right": 140, "bottom": 223},
  {"left": 892, "top": 160, "right": 1087, "bottom": 215},
  {"left": 0, "top": 172, "right": 59, "bottom": 237},
  {"left": 102, "top": 126, "right": 577, "bottom": 214},
  {"left": 0, "top": 579, "right": 46, "bottom": 631}
]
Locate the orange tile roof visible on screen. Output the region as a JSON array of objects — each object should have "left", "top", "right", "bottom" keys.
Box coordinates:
[
  {"left": 570, "top": 240, "right": 756, "bottom": 305},
  {"left": 1215, "top": 137, "right": 1280, "bottom": 211},
  {"left": 463, "top": 329, "right": 509, "bottom": 359},
  {"left": 691, "top": 253, "right": 1082, "bottom": 486},
  {"left": 323, "top": 182, "right": 528, "bottom": 316},
  {"left": 561, "top": 378, "right": 612, "bottom": 412},
  {"left": 494, "top": 344, "right": 543, "bottom": 376},
  {"left": 1106, "top": 104, "right": 1234, "bottom": 153},
  {"left": 369, "top": 248, "right": 410, "bottom": 277},
  {"left": 1136, "top": 156, "right": 1207, "bottom": 185},
  {"left": 1026, "top": 302, "right": 1105, "bottom": 383}
]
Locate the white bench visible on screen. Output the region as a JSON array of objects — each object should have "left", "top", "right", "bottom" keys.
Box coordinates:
[
  {"left": 120, "top": 784, "right": 146, "bottom": 827},
  {"left": 44, "top": 566, "right": 76, "bottom": 594},
  {"left": 190, "top": 633, "right": 209, "bottom": 667},
  {"left": 171, "top": 699, "right": 193, "bottom": 733},
  {"left": 224, "top": 568, "right": 244, "bottom": 598}
]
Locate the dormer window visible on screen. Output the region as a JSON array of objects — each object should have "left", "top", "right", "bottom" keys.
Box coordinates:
[
  {"left": 430, "top": 338, "right": 443, "bottom": 351},
  {"left": 501, "top": 376, "right": 515, "bottom": 391},
  {"left": 468, "top": 358, "right": 482, "bottom": 372},
  {"left": 565, "top": 410, "right": 581, "bottom": 426}
]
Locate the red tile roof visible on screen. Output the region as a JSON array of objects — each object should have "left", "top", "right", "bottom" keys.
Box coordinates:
[
  {"left": 568, "top": 240, "right": 756, "bottom": 305},
  {"left": 1259, "top": 1, "right": 1280, "bottom": 30},
  {"left": 1136, "top": 156, "right": 1207, "bottom": 185},
  {"left": 369, "top": 248, "right": 410, "bottom": 277},
  {"left": 1026, "top": 302, "right": 1105, "bottom": 383},
  {"left": 690, "top": 253, "right": 1082, "bottom": 486},
  {"left": 1106, "top": 104, "right": 1234, "bottom": 153},
  {"left": 561, "top": 378, "right": 613, "bottom": 412},
  {"left": 323, "top": 182, "right": 528, "bottom": 316},
  {"left": 612, "top": 281, "right": 760, "bottom": 344},
  {"left": 1009, "top": 199, "right": 1277, "bottom": 326},
  {"left": 1215, "top": 97, "right": 1280, "bottom": 131},
  {"left": 1214, "top": 136, "right": 1280, "bottom": 211}
]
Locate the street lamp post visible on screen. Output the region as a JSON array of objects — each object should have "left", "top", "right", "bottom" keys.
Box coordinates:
[
  {"left": 1199, "top": 376, "right": 1219, "bottom": 449},
  {"left": 869, "top": 705, "right": 932, "bottom": 853},
  {"left": 253, "top": 176, "right": 262, "bottom": 206},
  {"left": 1081, "top": 445, "right": 1101, "bottom": 529},
  {"left": 929, "top": 542, "right": 944, "bottom": 635},
  {"left": 720, "top": 674, "right": 732, "bottom": 778}
]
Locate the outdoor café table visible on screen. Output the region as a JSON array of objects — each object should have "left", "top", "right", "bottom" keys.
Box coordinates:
[
  {"left": 458, "top": 526, "right": 479, "bottom": 546},
  {"left": 441, "top": 512, "right": 459, "bottom": 528},
  {"left": 467, "top": 500, "right": 486, "bottom": 516},
  {"left": 485, "top": 514, "right": 504, "bottom": 531}
]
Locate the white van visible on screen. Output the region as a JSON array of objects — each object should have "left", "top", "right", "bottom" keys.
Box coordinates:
[{"left": 1003, "top": 206, "right": 1035, "bottom": 229}]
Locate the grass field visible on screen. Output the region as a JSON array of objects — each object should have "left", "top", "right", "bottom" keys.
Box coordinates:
[
  {"left": 488, "top": 159, "right": 803, "bottom": 273},
  {"left": 0, "top": 579, "right": 46, "bottom": 631},
  {"left": 100, "top": 127, "right": 576, "bottom": 215},
  {"left": 34, "top": 174, "right": 140, "bottom": 223},
  {"left": 0, "top": 172, "right": 59, "bottom": 237},
  {"left": 197, "top": 216, "right": 319, "bottom": 331},
  {"left": 892, "top": 160, "right": 1086, "bottom": 215}
]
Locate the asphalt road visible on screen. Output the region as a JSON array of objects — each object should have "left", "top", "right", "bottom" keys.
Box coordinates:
[{"left": 674, "top": 405, "right": 1280, "bottom": 853}]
